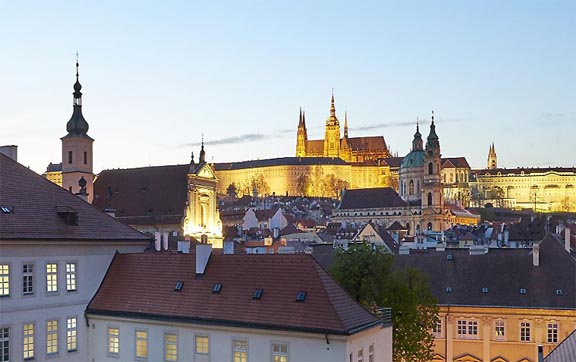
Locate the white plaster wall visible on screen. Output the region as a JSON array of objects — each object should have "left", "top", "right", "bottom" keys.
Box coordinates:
[
  {"left": 87, "top": 316, "right": 391, "bottom": 362},
  {"left": 0, "top": 241, "right": 147, "bottom": 361},
  {"left": 346, "top": 325, "right": 393, "bottom": 362},
  {"left": 242, "top": 209, "right": 258, "bottom": 231}
]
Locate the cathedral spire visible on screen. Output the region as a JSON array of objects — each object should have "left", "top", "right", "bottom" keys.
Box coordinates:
[
  {"left": 302, "top": 110, "right": 306, "bottom": 127},
  {"left": 330, "top": 89, "right": 336, "bottom": 120},
  {"left": 298, "top": 107, "right": 303, "bottom": 126},
  {"left": 66, "top": 54, "right": 89, "bottom": 136},
  {"left": 199, "top": 135, "right": 206, "bottom": 163},
  {"left": 344, "top": 111, "right": 349, "bottom": 138}
]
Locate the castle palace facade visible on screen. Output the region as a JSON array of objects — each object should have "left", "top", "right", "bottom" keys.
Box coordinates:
[{"left": 296, "top": 94, "right": 391, "bottom": 162}]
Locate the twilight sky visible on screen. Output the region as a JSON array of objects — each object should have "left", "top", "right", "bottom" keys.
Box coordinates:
[{"left": 1, "top": 1, "right": 574, "bottom": 174}]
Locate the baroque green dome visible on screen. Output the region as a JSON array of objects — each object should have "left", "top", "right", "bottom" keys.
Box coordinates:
[{"left": 400, "top": 150, "right": 425, "bottom": 169}]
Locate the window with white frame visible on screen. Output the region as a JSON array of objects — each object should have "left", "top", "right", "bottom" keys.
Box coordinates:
[
  {"left": 66, "top": 263, "right": 77, "bottom": 292},
  {"left": 520, "top": 321, "right": 531, "bottom": 342},
  {"left": 66, "top": 317, "right": 77, "bottom": 352},
  {"left": 456, "top": 319, "right": 479, "bottom": 339},
  {"left": 107, "top": 327, "right": 119, "bottom": 355},
  {"left": 164, "top": 333, "right": 177, "bottom": 362},
  {"left": 357, "top": 348, "right": 363, "bottom": 362},
  {"left": 46, "top": 319, "right": 58, "bottom": 354},
  {"left": 0, "top": 264, "right": 9, "bottom": 297},
  {"left": 23, "top": 264, "right": 33, "bottom": 295},
  {"left": 494, "top": 320, "right": 505, "bottom": 341},
  {"left": 432, "top": 319, "right": 442, "bottom": 338},
  {"left": 46, "top": 263, "right": 58, "bottom": 292},
  {"left": 23, "top": 323, "right": 34, "bottom": 359},
  {"left": 547, "top": 322, "right": 558, "bottom": 343},
  {"left": 272, "top": 343, "right": 288, "bottom": 362},
  {"left": 0, "top": 327, "right": 9, "bottom": 362},
  {"left": 135, "top": 329, "right": 148, "bottom": 360},
  {"left": 232, "top": 339, "right": 247, "bottom": 362},
  {"left": 368, "top": 344, "right": 374, "bottom": 362},
  {"left": 195, "top": 335, "right": 209, "bottom": 355}
]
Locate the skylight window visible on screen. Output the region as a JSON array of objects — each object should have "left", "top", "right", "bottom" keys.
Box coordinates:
[
  {"left": 555, "top": 289, "right": 563, "bottom": 296},
  {"left": 296, "top": 291, "right": 307, "bottom": 302},
  {"left": 446, "top": 254, "right": 453, "bottom": 261},
  {"left": 0, "top": 206, "right": 13, "bottom": 214},
  {"left": 520, "top": 288, "right": 527, "bottom": 295},
  {"left": 174, "top": 281, "right": 183, "bottom": 291},
  {"left": 482, "top": 288, "right": 488, "bottom": 293},
  {"left": 212, "top": 283, "right": 222, "bottom": 294},
  {"left": 253, "top": 288, "right": 263, "bottom": 299},
  {"left": 446, "top": 287, "right": 452, "bottom": 293}
]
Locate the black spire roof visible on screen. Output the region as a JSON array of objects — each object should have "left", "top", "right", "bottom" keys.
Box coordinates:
[{"left": 65, "top": 58, "right": 90, "bottom": 137}]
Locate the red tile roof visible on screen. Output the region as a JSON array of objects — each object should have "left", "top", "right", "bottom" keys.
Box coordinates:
[
  {"left": 87, "top": 252, "right": 381, "bottom": 335},
  {"left": 441, "top": 157, "right": 470, "bottom": 168},
  {"left": 0, "top": 153, "right": 149, "bottom": 241},
  {"left": 339, "top": 187, "right": 410, "bottom": 209}
]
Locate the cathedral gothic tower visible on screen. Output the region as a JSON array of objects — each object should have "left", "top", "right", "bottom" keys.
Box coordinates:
[
  {"left": 422, "top": 112, "right": 444, "bottom": 231},
  {"left": 61, "top": 58, "right": 94, "bottom": 203},
  {"left": 296, "top": 108, "right": 308, "bottom": 157},
  {"left": 323, "top": 93, "right": 341, "bottom": 158},
  {"left": 487, "top": 143, "right": 497, "bottom": 169}
]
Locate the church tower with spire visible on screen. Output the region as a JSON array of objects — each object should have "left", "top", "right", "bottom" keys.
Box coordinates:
[
  {"left": 296, "top": 108, "right": 308, "bottom": 157},
  {"left": 323, "top": 92, "right": 341, "bottom": 158},
  {"left": 421, "top": 111, "right": 444, "bottom": 232},
  {"left": 487, "top": 143, "right": 497, "bottom": 169},
  {"left": 61, "top": 57, "right": 94, "bottom": 203}
]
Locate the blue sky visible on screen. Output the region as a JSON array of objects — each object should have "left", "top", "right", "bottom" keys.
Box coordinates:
[{"left": 1, "top": 1, "right": 574, "bottom": 174}]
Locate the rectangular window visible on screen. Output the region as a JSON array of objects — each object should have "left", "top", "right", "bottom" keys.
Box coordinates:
[
  {"left": 0, "top": 264, "right": 9, "bottom": 297},
  {"left": 108, "top": 327, "right": 119, "bottom": 355},
  {"left": 368, "top": 344, "right": 374, "bottom": 362},
  {"left": 468, "top": 320, "right": 478, "bottom": 336},
  {"left": 68, "top": 151, "right": 73, "bottom": 164},
  {"left": 272, "top": 343, "right": 288, "bottom": 362},
  {"left": 135, "top": 330, "right": 148, "bottom": 360},
  {"left": 66, "top": 317, "right": 77, "bottom": 352},
  {"left": 23, "top": 264, "right": 33, "bottom": 295},
  {"left": 66, "top": 263, "right": 77, "bottom": 292},
  {"left": 195, "top": 335, "right": 209, "bottom": 354},
  {"left": 494, "top": 320, "right": 505, "bottom": 341},
  {"left": 432, "top": 319, "right": 442, "bottom": 338},
  {"left": 23, "top": 323, "right": 34, "bottom": 360},
  {"left": 547, "top": 323, "right": 558, "bottom": 343},
  {"left": 520, "top": 322, "right": 531, "bottom": 342},
  {"left": 164, "top": 333, "right": 177, "bottom": 362},
  {"left": 46, "top": 263, "right": 58, "bottom": 293},
  {"left": 83, "top": 151, "right": 87, "bottom": 165},
  {"left": 0, "top": 327, "right": 9, "bottom": 362},
  {"left": 233, "top": 340, "right": 247, "bottom": 362},
  {"left": 46, "top": 320, "right": 58, "bottom": 354},
  {"left": 457, "top": 320, "right": 478, "bottom": 339},
  {"left": 357, "top": 348, "right": 363, "bottom": 362}
]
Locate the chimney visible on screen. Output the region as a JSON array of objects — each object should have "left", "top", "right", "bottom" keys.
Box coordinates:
[
  {"left": 566, "top": 227, "right": 572, "bottom": 253},
  {"left": 0, "top": 145, "right": 17, "bottom": 161},
  {"left": 223, "top": 241, "right": 234, "bottom": 255},
  {"left": 154, "top": 232, "right": 161, "bottom": 251},
  {"left": 177, "top": 241, "right": 190, "bottom": 254},
  {"left": 162, "top": 232, "right": 169, "bottom": 250},
  {"left": 196, "top": 244, "right": 212, "bottom": 275},
  {"left": 532, "top": 243, "right": 540, "bottom": 267}
]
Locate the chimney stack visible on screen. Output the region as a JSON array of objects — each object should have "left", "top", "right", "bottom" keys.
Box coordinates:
[
  {"left": 532, "top": 243, "right": 540, "bottom": 267},
  {"left": 196, "top": 244, "right": 212, "bottom": 275},
  {"left": 154, "top": 232, "right": 161, "bottom": 251},
  {"left": 566, "top": 227, "right": 572, "bottom": 253},
  {"left": 0, "top": 145, "right": 18, "bottom": 161}
]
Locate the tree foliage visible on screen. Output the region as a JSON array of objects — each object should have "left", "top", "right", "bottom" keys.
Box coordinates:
[{"left": 329, "top": 242, "right": 438, "bottom": 362}]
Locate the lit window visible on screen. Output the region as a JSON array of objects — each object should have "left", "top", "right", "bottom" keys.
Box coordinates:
[
  {"left": 0, "top": 265, "right": 9, "bottom": 297},
  {"left": 23, "top": 264, "right": 33, "bottom": 295},
  {"left": 233, "top": 340, "right": 248, "bottom": 362},
  {"left": 456, "top": 320, "right": 478, "bottom": 339},
  {"left": 66, "top": 263, "right": 77, "bottom": 292},
  {"left": 195, "top": 335, "right": 209, "bottom": 354},
  {"left": 135, "top": 330, "right": 148, "bottom": 360},
  {"left": 272, "top": 343, "right": 288, "bottom": 362},
  {"left": 46, "top": 320, "right": 58, "bottom": 354},
  {"left": 108, "top": 327, "right": 119, "bottom": 355},
  {"left": 164, "top": 333, "right": 177, "bottom": 362},
  {"left": 0, "top": 327, "right": 9, "bottom": 362},
  {"left": 368, "top": 344, "right": 374, "bottom": 362},
  {"left": 520, "top": 321, "right": 531, "bottom": 342},
  {"left": 547, "top": 323, "right": 558, "bottom": 343},
  {"left": 432, "top": 319, "right": 442, "bottom": 338},
  {"left": 23, "top": 323, "right": 34, "bottom": 360},
  {"left": 66, "top": 317, "right": 77, "bottom": 352},
  {"left": 494, "top": 320, "right": 505, "bottom": 341},
  {"left": 357, "top": 348, "right": 363, "bottom": 362},
  {"left": 46, "top": 263, "right": 58, "bottom": 293}
]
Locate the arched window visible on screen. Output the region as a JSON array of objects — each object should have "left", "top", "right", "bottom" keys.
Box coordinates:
[
  {"left": 428, "top": 192, "right": 433, "bottom": 206},
  {"left": 427, "top": 222, "right": 433, "bottom": 230},
  {"left": 409, "top": 180, "right": 414, "bottom": 195},
  {"left": 428, "top": 162, "right": 433, "bottom": 175}
]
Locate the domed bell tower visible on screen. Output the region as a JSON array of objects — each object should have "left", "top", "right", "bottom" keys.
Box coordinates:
[
  {"left": 422, "top": 111, "right": 444, "bottom": 231},
  {"left": 61, "top": 57, "right": 94, "bottom": 203}
]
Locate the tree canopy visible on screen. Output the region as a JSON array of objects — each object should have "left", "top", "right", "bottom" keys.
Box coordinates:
[{"left": 329, "top": 242, "right": 438, "bottom": 362}]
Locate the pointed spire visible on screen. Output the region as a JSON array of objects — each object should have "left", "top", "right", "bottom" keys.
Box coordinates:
[
  {"left": 344, "top": 111, "right": 349, "bottom": 138},
  {"left": 330, "top": 89, "right": 336, "bottom": 119},
  {"left": 302, "top": 110, "right": 306, "bottom": 127},
  {"left": 431, "top": 110, "right": 435, "bottom": 125},
  {"left": 199, "top": 134, "right": 206, "bottom": 163},
  {"left": 298, "top": 107, "right": 303, "bottom": 126},
  {"left": 66, "top": 54, "right": 89, "bottom": 136},
  {"left": 412, "top": 119, "right": 423, "bottom": 151}
]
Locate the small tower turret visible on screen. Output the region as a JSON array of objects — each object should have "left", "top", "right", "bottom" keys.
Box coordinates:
[
  {"left": 323, "top": 90, "right": 341, "bottom": 158},
  {"left": 199, "top": 136, "right": 206, "bottom": 163},
  {"left": 296, "top": 108, "right": 308, "bottom": 157},
  {"left": 422, "top": 111, "right": 444, "bottom": 232},
  {"left": 412, "top": 122, "right": 423, "bottom": 151},
  {"left": 344, "top": 111, "right": 349, "bottom": 139},
  {"left": 487, "top": 143, "right": 497, "bottom": 169}
]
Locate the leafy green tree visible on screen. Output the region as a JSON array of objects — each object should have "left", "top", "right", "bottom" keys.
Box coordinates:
[{"left": 329, "top": 242, "right": 438, "bottom": 362}]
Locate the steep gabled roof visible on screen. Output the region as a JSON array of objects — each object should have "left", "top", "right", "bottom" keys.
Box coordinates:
[
  {"left": 87, "top": 252, "right": 381, "bottom": 335},
  {"left": 93, "top": 164, "right": 188, "bottom": 225},
  {"left": 347, "top": 136, "right": 388, "bottom": 151},
  {"left": 441, "top": 157, "right": 470, "bottom": 169},
  {"left": 0, "top": 153, "right": 148, "bottom": 241},
  {"left": 339, "top": 188, "right": 409, "bottom": 209},
  {"left": 545, "top": 328, "right": 576, "bottom": 362}
]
